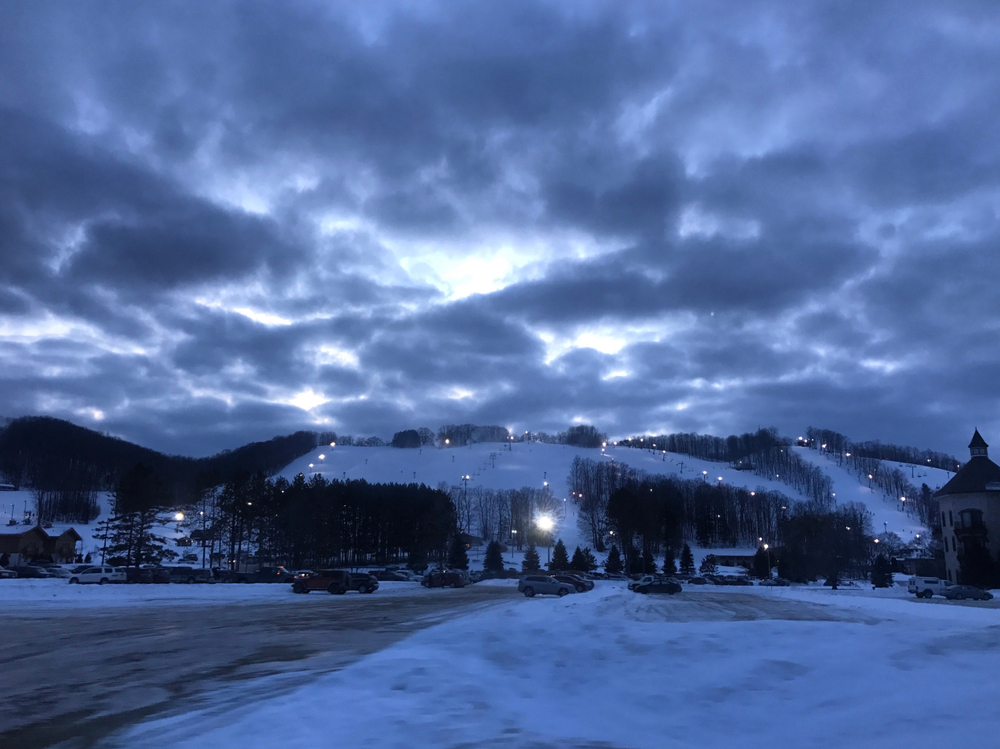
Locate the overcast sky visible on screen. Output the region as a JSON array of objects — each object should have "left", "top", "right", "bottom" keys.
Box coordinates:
[{"left": 2, "top": 1, "right": 999, "bottom": 457}]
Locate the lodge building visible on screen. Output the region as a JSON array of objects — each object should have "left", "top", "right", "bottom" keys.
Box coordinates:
[{"left": 935, "top": 430, "right": 1000, "bottom": 584}]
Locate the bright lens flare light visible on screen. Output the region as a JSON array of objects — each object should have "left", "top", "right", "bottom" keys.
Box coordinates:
[
  {"left": 536, "top": 516, "right": 554, "bottom": 532},
  {"left": 174, "top": 512, "right": 185, "bottom": 522}
]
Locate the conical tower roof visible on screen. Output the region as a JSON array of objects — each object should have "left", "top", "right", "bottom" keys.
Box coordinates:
[
  {"left": 936, "top": 430, "right": 1000, "bottom": 497},
  {"left": 969, "top": 428, "right": 989, "bottom": 452}
]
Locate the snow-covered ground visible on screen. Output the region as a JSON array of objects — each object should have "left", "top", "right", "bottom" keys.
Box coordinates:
[
  {"left": 109, "top": 582, "right": 1000, "bottom": 749},
  {"left": 0, "top": 578, "right": 428, "bottom": 609}
]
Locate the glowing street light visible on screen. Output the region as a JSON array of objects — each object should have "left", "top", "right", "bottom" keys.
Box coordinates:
[
  {"left": 174, "top": 512, "right": 185, "bottom": 522},
  {"left": 319, "top": 454, "right": 325, "bottom": 460},
  {"left": 330, "top": 442, "right": 336, "bottom": 447},
  {"left": 536, "top": 515, "right": 554, "bottom": 563}
]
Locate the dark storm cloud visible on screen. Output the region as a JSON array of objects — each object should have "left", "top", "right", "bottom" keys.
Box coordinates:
[{"left": 1, "top": 1, "right": 1000, "bottom": 456}]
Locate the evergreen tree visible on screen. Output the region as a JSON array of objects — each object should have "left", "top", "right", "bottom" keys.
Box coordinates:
[
  {"left": 870, "top": 553, "right": 893, "bottom": 588},
  {"left": 751, "top": 547, "right": 771, "bottom": 579},
  {"left": 522, "top": 542, "right": 541, "bottom": 572},
  {"left": 548, "top": 539, "right": 570, "bottom": 571},
  {"left": 662, "top": 551, "right": 677, "bottom": 576},
  {"left": 584, "top": 547, "right": 598, "bottom": 572},
  {"left": 604, "top": 544, "right": 623, "bottom": 574},
  {"left": 106, "top": 463, "right": 174, "bottom": 566},
  {"left": 484, "top": 540, "right": 505, "bottom": 573},
  {"left": 642, "top": 546, "right": 657, "bottom": 574},
  {"left": 679, "top": 543, "right": 696, "bottom": 575},
  {"left": 448, "top": 533, "right": 469, "bottom": 570},
  {"left": 699, "top": 553, "right": 718, "bottom": 575},
  {"left": 570, "top": 546, "right": 588, "bottom": 572}
]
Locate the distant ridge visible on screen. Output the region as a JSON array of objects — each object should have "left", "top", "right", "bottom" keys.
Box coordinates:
[{"left": 0, "top": 416, "right": 323, "bottom": 501}]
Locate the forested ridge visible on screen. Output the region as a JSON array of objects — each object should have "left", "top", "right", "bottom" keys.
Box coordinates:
[{"left": 0, "top": 416, "right": 324, "bottom": 521}]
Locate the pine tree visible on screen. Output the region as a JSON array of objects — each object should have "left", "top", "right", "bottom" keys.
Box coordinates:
[
  {"left": 679, "top": 543, "right": 696, "bottom": 575},
  {"left": 662, "top": 552, "right": 677, "bottom": 576},
  {"left": 642, "top": 546, "right": 657, "bottom": 574},
  {"left": 570, "top": 546, "right": 588, "bottom": 572},
  {"left": 522, "top": 542, "right": 542, "bottom": 572},
  {"left": 484, "top": 540, "right": 505, "bottom": 573},
  {"left": 871, "top": 553, "right": 892, "bottom": 588},
  {"left": 584, "top": 547, "right": 598, "bottom": 572},
  {"left": 699, "top": 553, "right": 718, "bottom": 575},
  {"left": 448, "top": 533, "right": 469, "bottom": 570},
  {"left": 548, "top": 539, "right": 570, "bottom": 571},
  {"left": 752, "top": 547, "right": 770, "bottom": 579},
  {"left": 604, "top": 544, "right": 623, "bottom": 574}
]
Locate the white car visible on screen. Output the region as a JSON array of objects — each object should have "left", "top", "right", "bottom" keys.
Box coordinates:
[
  {"left": 907, "top": 576, "right": 951, "bottom": 599},
  {"left": 68, "top": 565, "right": 126, "bottom": 585}
]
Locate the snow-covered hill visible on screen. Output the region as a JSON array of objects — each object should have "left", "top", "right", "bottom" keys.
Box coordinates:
[{"left": 3, "top": 442, "right": 947, "bottom": 563}]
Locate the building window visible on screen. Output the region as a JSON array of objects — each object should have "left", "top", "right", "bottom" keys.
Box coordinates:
[
  {"left": 949, "top": 510, "right": 954, "bottom": 526},
  {"left": 944, "top": 537, "right": 949, "bottom": 553}
]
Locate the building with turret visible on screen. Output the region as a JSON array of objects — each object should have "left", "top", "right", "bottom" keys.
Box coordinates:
[{"left": 935, "top": 430, "right": 1000, "bottom": 584}]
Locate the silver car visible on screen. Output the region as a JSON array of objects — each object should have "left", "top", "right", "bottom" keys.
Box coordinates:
[{"left": 518, "top": 575, "right": 576, "bottom": 598}]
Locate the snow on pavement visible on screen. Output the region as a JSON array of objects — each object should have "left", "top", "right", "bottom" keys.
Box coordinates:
[
  {"left": 111, "top": 583, "right": 1000, "bottom": 749},
  {"left": 0, "top": 579, "right": 428, "bottom": 609}
]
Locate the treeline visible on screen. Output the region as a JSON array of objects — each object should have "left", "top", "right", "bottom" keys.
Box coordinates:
[
  {"left": 449, "top": 485, "right": 561, "bottom": 547},
  {"left": 777, "top": 501, "right": 877, "bottom": 583},
  {"left": 104, "top": 465, "right": 456, "bottom": 569},
  {"left": 0, "top": 416, "right": 322, "bottom": 522},
  {"left": 803, "top": 427, "right": 948, "bottom": 528},
  {"left": 618, "top": 428, "right": 833, "bottom": 504},
  {"left": 568, "top": 457, "right": 790, "bottom": 553},
  {"left": 803, "top": 427, "right": 959, "bottom": 471}
]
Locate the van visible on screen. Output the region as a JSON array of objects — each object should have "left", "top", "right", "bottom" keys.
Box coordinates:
[{"left": 908, "top": 576, "right": 951, "bottom": 599}]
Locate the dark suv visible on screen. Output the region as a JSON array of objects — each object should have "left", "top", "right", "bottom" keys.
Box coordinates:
[
  {"left": 420, "top": 570, "right": 467, "bottom": 588},
  {"left": 552, "top": 574, "right": 594, "bottom": 593},
  {"left": 167, "top": 566, "right": 214, "bottom": 584},
  {"left": 292, "top": 569, "right": 379, "bottom": 594}
]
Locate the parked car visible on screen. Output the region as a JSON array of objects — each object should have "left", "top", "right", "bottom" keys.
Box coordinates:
[
  {"left": 68, "top": 566, "right": 126, "bottom": 585},
  {"left": 908, "top": 576, "right": 952, "bottom": 599},
  {"left": 604, "top": 573, "right": 630, "bottom": 582},
  {"left": 9, "top": 565, "right": 58, "bottom": 579},
  {"left": 375, "top": 569, "right": 414, "bottom": 582},
  {"left": 125, "top": 566, "right": 171, "bottom": 584},
  {"left": 420, "top": 570, "right": 467, "bottom": 588},
  {"left": 0, "top": 568, "right": 17, "bottom": 579},
  {"left": 759, "top": 577, "right": 791, "bottom": 587},
  {"left": 166, "top": 566, "right": 213, "bottom": 584},
  {"left": 518, "top": 575, "right": 576, "bottom": 598},
  {"left": 552, "top": 573, "right": 594, "bottom": 593},
  {"left": 941, "top": 585, "right": 993, "bottom": 601},
  {"left": 227, "top": 566, "right": 296, "bottom": 584},
  {"left": 687, "top": 576, "right": 709, "bottom": 585},
  {"left": 292, "top": 569, "right": 378, "bottom": 594},
  {"left": 33, "top": 563, "right": 71, "bottom": 579},
  {"left": 634, "top": 578, "right": 682, "bottom": 595},
  {"left": 629, "top": 575, "right": 668, "bottom": 591}
]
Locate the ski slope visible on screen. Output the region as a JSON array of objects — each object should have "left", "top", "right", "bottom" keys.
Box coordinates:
[{"left": 2, "top": 442, "right": 943, "bottom": 562}]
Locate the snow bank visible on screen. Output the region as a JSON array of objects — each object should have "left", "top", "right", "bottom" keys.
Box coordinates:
[
  {"left": 112, "top": 583, "right": 1000, "bottom": 749},
  {"left": 0, "top": 579, "right": 423, "bottom": 609}
]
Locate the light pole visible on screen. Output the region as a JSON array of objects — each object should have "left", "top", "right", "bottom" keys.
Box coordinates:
[
  {"left": 537, "top": 515, "right": 554, "bottom": 564},
  {"left": 510, "top": 529, "right": 517, "bottom": 561},
  {"left": 763, "top": 543, "right": 771, "bottom": 579}
]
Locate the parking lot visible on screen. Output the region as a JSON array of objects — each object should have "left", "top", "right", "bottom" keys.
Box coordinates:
[{"left": 0, "top": 584, "right": 519, "bottom": 749}]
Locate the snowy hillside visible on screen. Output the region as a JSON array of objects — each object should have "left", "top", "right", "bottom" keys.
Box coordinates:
[{"left": 3, "top": 441, "right": 944, "bottom": 563}]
